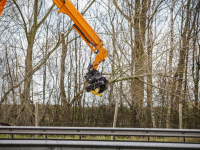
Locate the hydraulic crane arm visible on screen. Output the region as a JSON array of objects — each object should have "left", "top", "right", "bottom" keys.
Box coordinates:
[
  {"left": 53, "top": 0, "right": 108, "bottom": 70},
  {"left": 0, "top": 0, "right": 7, "bottom": 17},
  {"left": 53, "top": 0, "right": 109, "bottom": 95}
]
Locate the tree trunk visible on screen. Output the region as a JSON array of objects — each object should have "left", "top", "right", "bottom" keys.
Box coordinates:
[
  {"left": 133, "top": 0, "right": 147, "bottom": 126},
  {"left": 166, "top": 0, "right": 174, "bottom": 128},
  {"left": 60, "top": 32, "right": 70, "bottom": 125}
]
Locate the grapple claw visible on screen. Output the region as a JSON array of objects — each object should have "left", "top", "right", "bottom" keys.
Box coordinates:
[{"left": 84, "top": 65, "right": 109, "bottom": 95}]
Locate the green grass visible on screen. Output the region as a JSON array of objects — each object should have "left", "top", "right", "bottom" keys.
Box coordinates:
[{"left": 0, "top": 134, "right": 200, "bottom": 143}]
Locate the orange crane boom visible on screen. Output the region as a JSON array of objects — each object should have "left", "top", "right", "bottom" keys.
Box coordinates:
[
  {"left": 0, "top": 0, "right": 7, "bottom": 16},
  {"left": 53, "top": 0, "right": 108, "bottom": 70},
  {"left": 53, "top": 0, "right": 109, "bottom": 95}
]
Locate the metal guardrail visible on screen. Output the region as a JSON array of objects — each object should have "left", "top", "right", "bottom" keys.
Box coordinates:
[
  {"left": 1, "top": 140, "right": 200, "bottom": 150},
  {"left": 1, "top": 127, "right": 200, "bottom": 149},
  {"left": 0, "top": 126, "right": 200, "bottom": 142}
]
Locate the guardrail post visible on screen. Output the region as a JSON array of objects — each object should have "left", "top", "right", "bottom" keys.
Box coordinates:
[
  {"left": 35, "top": 101, "right": 39, "bottom": 127},
  {"left": 113, "top": 136, "right": 115, "bottom": 140},
  {"left": 113, "top": 102, "right": 119, "bottom": 128},
  {"left": 35, "top": 101, "right": 39, "bottom": 138},
  {"left": 179, "top": 103, "right": 182, "bottom": 129},
  {"left": 112, "top": 102, "right": 119, "bottom": 140}
]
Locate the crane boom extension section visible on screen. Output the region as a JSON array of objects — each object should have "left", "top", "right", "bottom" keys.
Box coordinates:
[{"left": 53, "top": 0, "right": 109, "bottom": 95}]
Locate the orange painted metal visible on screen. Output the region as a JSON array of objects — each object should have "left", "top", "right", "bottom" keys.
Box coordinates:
[
  {"left": 0, "top": 0, "right": 7, "bottom": 16},
  {"left": 53, "top": 0, "right": 108, "bottom": 70}
]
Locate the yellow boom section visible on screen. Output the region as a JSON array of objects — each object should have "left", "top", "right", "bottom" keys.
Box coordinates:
[
  {"left": 53, "top": 0, "right": 108, "bottom": 70},
  {"left": 0, "top": 0, "right": 7, "bottom": 16}
]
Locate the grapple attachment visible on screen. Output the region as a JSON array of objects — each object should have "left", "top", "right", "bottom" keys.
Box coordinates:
[{"left": 85, "top": 64, "right": 109, "bottom": 96}]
